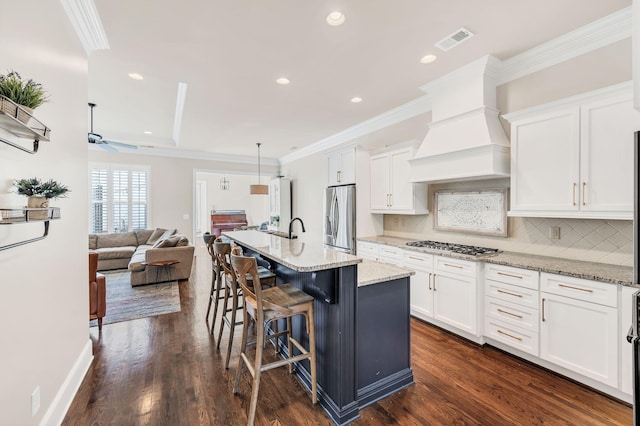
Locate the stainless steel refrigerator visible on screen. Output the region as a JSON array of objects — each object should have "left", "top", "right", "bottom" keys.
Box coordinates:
[{"left": 323, "top": 184, "right": 356, "bottom": 254}]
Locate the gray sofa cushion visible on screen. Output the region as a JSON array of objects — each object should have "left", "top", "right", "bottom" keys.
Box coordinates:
[
  {"left": 129, "top": 247, "right": 147, "bottom": 272},
  {"left": 89, "top": 234, "right": 98, "bottom": 250},
  {"left": 146, "top": 228, "right": 167, "bottom": 245},
  {"left": 97, "top": 232, "right": 138, "bottom": 248},
  {"left": 95, "top": 246, "right": 136, "bottom": 260},
  {"left": 136, "top": 229, "right": 154, "bottom": 246}
]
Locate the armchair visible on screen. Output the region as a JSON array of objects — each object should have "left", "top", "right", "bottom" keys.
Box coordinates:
[{"left": 89, "top": 252, "right": 106, "bottom": 330}]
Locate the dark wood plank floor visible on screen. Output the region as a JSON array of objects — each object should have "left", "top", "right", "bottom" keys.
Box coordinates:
[{"left": 63, "top": 246, "right": 633, "bottom": 425}]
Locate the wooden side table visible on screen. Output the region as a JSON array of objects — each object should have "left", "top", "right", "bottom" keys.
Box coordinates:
[{"left": 142, "top": 259, "right": 180, "bottom": 283}]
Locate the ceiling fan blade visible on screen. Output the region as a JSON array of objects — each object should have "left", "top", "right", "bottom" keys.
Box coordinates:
[
  {"left": 99, "top": 143, "right": 118, "bottom": 152},
  {"left": 104, "top": 140, "right": 138, "bottom": 150}
]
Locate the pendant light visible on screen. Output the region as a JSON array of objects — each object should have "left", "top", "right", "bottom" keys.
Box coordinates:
[{"left": 250, "top": 142, "right": 269, "bottom": 195}]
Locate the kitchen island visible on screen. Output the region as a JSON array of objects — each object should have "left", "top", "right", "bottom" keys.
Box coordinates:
[{"left": 222, "top": 230, "right": 414, "bottom": 425}]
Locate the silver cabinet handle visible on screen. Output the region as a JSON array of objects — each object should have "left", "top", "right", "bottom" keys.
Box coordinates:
[
  {"left": 428, "top": 272, "right": 432, "bottom": 290},
  {"left": 582, "top": 182, "right": 586, "bottom": 206},
  {"left": 572, "top": 183, "right": 577, "bottom": 206},
  {"left": 541, "top": 298, "right": 546, "bottom": 322},
  {"left": 389, "top": 193, "right": 392, "bottom": 207},
  {"left": 337, "top": 170, "right": 341, "bottom": 182},
  {"left": 497, "top": 271, "right": 523, "bottom": 279},
  {"left": 433, "top": 273, "right": 437, "bottom": 291},
  {"left": 443, "top": 263, "right": 463, "bottom": 269},
  {"left": 408, "top": 256, "right": 424, "bottom": 261},
  {"left": 558, "top": 283, "right": 593, "bottom": 293},
  {"left": 497, "top": 289, "right": 523, "bottom": 298},
  {"left": 497, "top": 329, "right": 523, "bottom": 342},
  {"left": 497, "top": 308, "right": 523, "bottom": 319}
]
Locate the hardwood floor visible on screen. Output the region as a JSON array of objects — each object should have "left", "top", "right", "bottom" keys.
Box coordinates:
[{"left": 63, "top": 246, "right": 633, "bottom": 425}]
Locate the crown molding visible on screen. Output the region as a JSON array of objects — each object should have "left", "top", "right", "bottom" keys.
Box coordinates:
[
  {"left": 88, "top": 144, "right": 280, "bottom": 166},
  {"left": 278, "top": 94, "right": 432, "bottom": 164},
  {"left": 60, "top": 0, "right": 110, "bottom": 53},
  {"left": 497, "top": 6, "right": 631, "bottom": 85}
]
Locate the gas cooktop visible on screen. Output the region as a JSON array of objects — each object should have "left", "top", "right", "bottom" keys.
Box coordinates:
[{"left": 406, "top": 240, "right": 500, "bottom": 256}]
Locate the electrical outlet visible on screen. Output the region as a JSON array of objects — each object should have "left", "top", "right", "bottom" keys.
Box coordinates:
[
  {"left": 549, "top": 226, "right": 561, "bottom": 240},
  {"left": 31, "top": 386, "right": 40, "bottom": 416}
]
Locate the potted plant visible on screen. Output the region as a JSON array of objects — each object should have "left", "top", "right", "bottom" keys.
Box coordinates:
[
  {"left": 14, "top": 177, "right": 70, "bottom": 209},
  {"left": 0, "top": 70, "right": 49, "bottom": 123}
]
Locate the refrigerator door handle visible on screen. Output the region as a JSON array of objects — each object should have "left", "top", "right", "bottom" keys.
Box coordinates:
[
  {"left": 332, "top": 192, "right": 339, "bottom": 240},
  {"left": 628, "top": 325, "right": 636, "bottom": 344}
]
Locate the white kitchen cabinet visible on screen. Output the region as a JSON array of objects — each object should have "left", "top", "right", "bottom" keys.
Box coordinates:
[
  {"left": 404, "top": 251, "right": 434, "bottom": 320},
  {"left": 369, "top": 147, "right": 428, "bottom": 214},
  {"left": 621, "top": 286, "right": 636, "bottom": 395},
  {"left": 433, "top": 257, "right": 479, "bottom": 336},
  {"left": 357, "top": 241, "right": 380, "bottom": 260},
  {"left": 505, "top": 83, "right": 638, "bottom": 220},
  {"left": 484, "top": 264, "right": 540, "bottom": 356},
  {"left": 540, "top": 273, "right": 618, "bottom": 387},
  {"left": 327, "top": 147, "right": 355, "bottom": 186}
]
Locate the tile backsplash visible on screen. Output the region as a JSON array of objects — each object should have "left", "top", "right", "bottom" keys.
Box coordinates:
[{"left": 382, "top": 180, "right": 633, "bottom": 267}]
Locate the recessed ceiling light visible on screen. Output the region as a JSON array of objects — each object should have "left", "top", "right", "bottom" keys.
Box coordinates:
[
  {"left": 276, "top": 77, "right": 290, "bottom": 85},
  {"left": 128, "top": 72, "right": 144, "bottom": 80},
  {"left": 420, "top": 54, "right": 438, "bottom": 64},
  {"left": 326, "top": 11, "right": 345, "bottom": 26},
  {"left": 351, "top": 97, "right": 362, "bottom": 103},
  {"left": 144, "top": 131, "right": 152, "bottom": 135}
]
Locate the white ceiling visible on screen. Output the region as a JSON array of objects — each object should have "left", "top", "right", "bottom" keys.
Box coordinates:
[{"left": 86, "top": 0, "right": 631, "bottom": 160}]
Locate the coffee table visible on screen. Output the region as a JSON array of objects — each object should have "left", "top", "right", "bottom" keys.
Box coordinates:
[{"left": 142, "top": 259, "right": 180, "bottom": 283}]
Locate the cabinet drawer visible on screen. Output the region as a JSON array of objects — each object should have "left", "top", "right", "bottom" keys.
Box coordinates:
[
  {"left": 485, "top": 296, "right": 539, "bottom": 333},
  {"left": 485, "top": 264, "right": 539, "bottom": 290},
  {"left": 540, "top": 273, "right": 617, "bottom": 307},
  {"left": 435, "top": 256, "right": 476, "bottom": 278},
  {"left": 357, "top": 242, "right": 380, "bottom": 259},
  {"left": 485, "top": 279, "right": 539, "bottom": 310},
  {"left": 403, "top": 250, "right": 434, "bottom": 270},
  {"left": 378, "top": 245, "right": 403, "bottom": 262},
  {"left": 485, "top": 318, "right": 539, "bottom": 356}
]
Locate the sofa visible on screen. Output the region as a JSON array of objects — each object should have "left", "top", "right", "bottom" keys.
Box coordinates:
[{"left": 89, "top": 228, "right": 195, "bottom": 286}]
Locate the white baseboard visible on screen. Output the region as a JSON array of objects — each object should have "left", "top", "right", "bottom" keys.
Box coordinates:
[{"left": 40, "top": 339, "right": 93, "bottom": 426}]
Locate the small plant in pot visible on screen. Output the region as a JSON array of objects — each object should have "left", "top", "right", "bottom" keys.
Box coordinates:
[
  {"left": 14, "top": 177, "right": 70, "bottom": 209},
  {"left": 0, "top": 70, "right": 49, "bottom": 123}
]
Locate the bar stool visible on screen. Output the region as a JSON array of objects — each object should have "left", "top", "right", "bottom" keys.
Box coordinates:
[
  {"left": 230, "top": 249, "right": 317, "bottom": 426},
  {"left": 215, "top": 241, "right": 276, "bottom": 369},
  {"left": 205, "top": 236, "right": 225, "bottom": 331}
]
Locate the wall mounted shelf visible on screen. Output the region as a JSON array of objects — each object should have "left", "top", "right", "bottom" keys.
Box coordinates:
[
  {"left": 0, "top": 95, "right": 51, "bottom": 154},
  {"left": 0, "top": 207, "right": 60, "bottom": 250}
]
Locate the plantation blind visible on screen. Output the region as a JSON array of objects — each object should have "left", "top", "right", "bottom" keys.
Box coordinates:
[{"left": 89, "top": 164, "right": 149, "bottom": 233}]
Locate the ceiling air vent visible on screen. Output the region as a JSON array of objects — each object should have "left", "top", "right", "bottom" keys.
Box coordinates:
[{"left": 435, "top": 27, "right": 474, "bottom": 52}]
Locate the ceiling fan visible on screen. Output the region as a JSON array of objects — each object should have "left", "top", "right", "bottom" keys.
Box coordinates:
[{"left": 88, "top": 102, "right": 138, "bottom": 152}]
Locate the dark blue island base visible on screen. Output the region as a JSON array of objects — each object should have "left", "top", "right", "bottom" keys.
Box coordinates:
[{"left": 242, "top": 246, "right": 414, "bottom": 425}]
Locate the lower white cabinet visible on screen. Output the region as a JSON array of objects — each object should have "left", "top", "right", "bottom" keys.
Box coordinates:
[
  {"left": 433, "top": 258, "right": 478, "bottom": 336},
  {"left": 484, "top": 264, "right": 540, "bottom": 356},
  {"left": 404, "top": 251, "right": 434, "bottom": 319},
  {"left": 540, "top": 273, "right": 618, "bottom": 388}
]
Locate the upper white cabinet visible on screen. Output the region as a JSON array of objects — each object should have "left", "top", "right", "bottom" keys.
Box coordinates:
[
  {"left": 505, "top": 83, "right": 639, "bottom": 220},
  {"left": 370, "top": 147, "right": 428, "bottom": 214},
  {"left": 268, "top": 177, "right": 291, "bottom": 232},
  {"left": 327, "top": 147, "right": 355, "bottom": 186}
]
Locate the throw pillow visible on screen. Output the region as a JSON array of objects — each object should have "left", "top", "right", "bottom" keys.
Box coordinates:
[
  {"left": 175, "top": 234, "right": 189, "bottom": 247},
  {"left": 146, "top": 228, "right": 167, "bottom": 245},
  {"left": 153, "top": 235, "right": 181, "bottom": 248}
]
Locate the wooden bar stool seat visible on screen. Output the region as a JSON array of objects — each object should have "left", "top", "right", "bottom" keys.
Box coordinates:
[
  {"left": 230, "top": 250, "right": 317, "bottom": 426},
  {"left": 215, "top": 241, "right": 276, "bottom": 369}
]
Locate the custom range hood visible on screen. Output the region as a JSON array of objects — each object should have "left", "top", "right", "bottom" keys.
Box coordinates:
[{"left": 409, "top": 55, "right": 510, "bottom": 183}]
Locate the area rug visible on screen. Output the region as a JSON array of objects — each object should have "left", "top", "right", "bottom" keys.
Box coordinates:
[{"left": 89, "top": 271, "right": 181, "bottom": 327}]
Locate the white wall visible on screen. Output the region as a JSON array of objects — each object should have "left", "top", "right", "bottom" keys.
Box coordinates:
[
  {"left": 0, "top": 2, "right": 90, "bottom": 424},
  {"left": 195, "top": 171, "right": 269, "bottom": 227}
]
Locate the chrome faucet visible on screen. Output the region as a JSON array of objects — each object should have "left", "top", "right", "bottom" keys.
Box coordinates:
[{"left": 288, "top": 217, "right": 305, "bottom": 239}]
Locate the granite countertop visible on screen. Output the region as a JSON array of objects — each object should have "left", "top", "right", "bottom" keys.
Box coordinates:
[
  {"left": 223, "top": 230, "right": 362, "bottom": 272},
  {"left": 358, "top": 259, "right": 414, "bottom": 287},
  {"left": 358, "top": 235, "right": 635, "bottom": 287}
]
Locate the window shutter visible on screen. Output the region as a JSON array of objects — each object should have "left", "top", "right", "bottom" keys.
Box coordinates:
[
  {"left": 90, "top": 168, "right": 108, "bottom": 233},
  {"left": 131, "top": 170, "right": 147, "bottom": 230}
]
